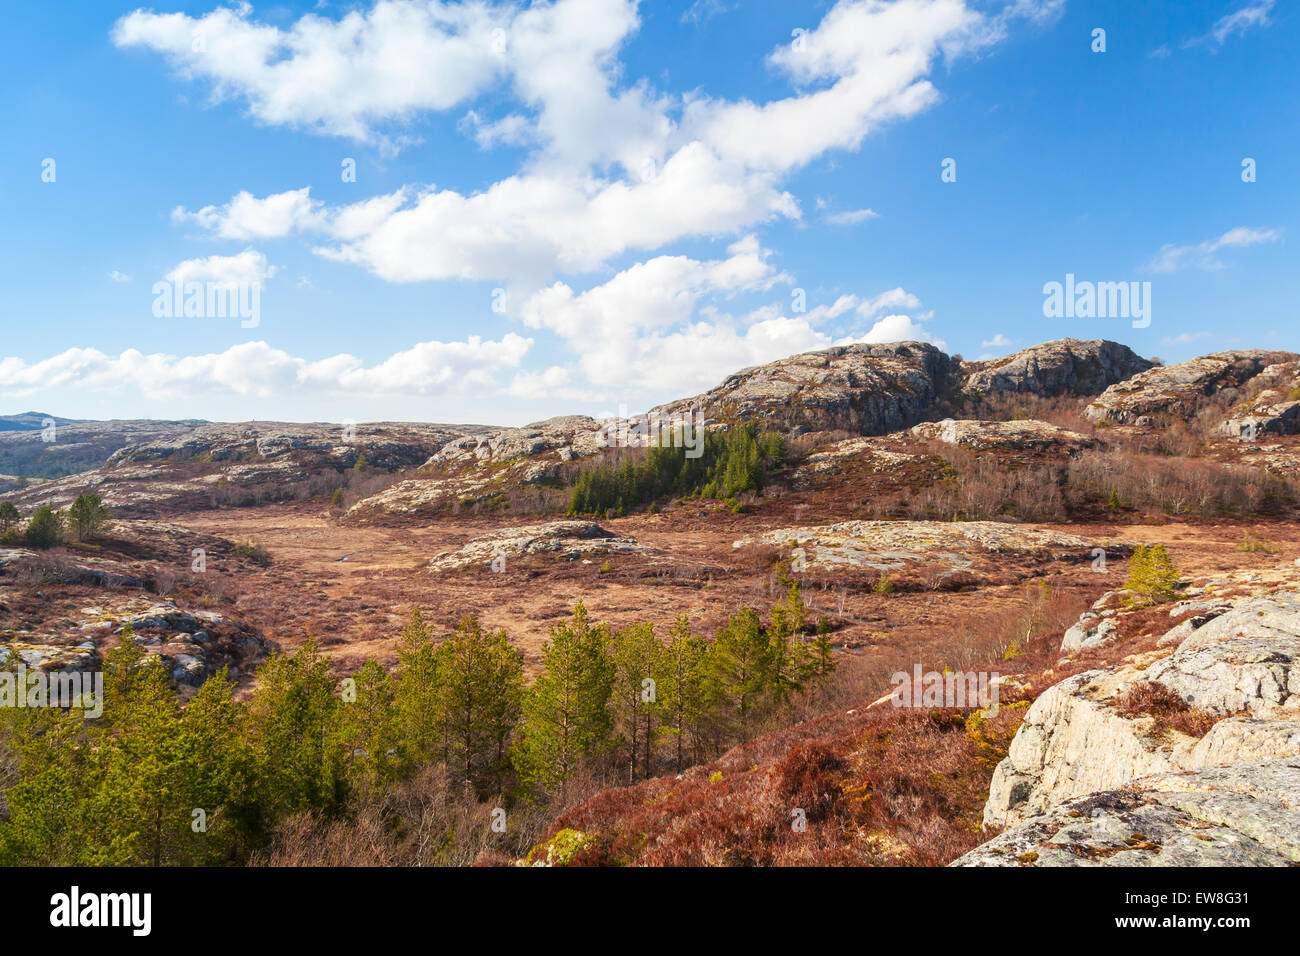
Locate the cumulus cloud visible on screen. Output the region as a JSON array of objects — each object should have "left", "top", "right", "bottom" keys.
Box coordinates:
[
  {"left": 136, "top": 0, "right": 1052, "bottom": 286},
  {"left": 839, "top": 313, "right": 947, "bottom": 350},
  {"left": 981, "top": 333, "right": 1012, "bottom": 348},
  {"left": 0, "top": 335, "right": 532, "bottom": 400},
  {"left": 165, "top": 249, "right": 278, "bottom": 285},
  {"left": 112, "top": 1, "right": 510, "bottom": 150},
  {"left": 1144, "top": 226, "right": 1283, "bottom": 273},
  {"left": 108, "top": 270, "right": 132, "bottom": 282},
  {"left": 513, "top": 247, "right": 943, "bottom": 397},
  {"left": 857, "top": 286, "right": 923, "bottom": 316}
]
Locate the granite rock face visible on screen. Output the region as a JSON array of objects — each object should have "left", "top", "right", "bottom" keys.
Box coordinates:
[
  {"left": 1085, "top": 350, "right": 1299, "bottom": 427},
  {"left": 979, "top": 586, "right": 1300, "bottom": 859},
  {"left": 734, "top": 520, "right": 1095, "bottom": 574},
  {"left": 346, "top": 417, "right": 610, "bottom": 519},
  {"left": 652, "top": 342, "right": 957, "bottom": 434},
  {"left": 910, "top": 418, "right": 1097, "bottom": 452},
  {"left": 956, "top": 759, "right": 1300, "bottom": 866},
  {"left": 960, "top": 339, "right": 1153, "bottom": 400},
  {"left": 427, "top": 520, "right": 657, "bottom": 572}
]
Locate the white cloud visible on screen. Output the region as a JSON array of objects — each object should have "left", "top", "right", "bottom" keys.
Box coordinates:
[
  {"left": 1144, "top": 226, "right": 1283, "bottom": 273},
  {"left": 108, "top": 270, "right": 132, "bottom": 282},
  {"left": 858, "top": 286, "right": 923, "bottom": 316},
  {"left": 981, "top": 333, "right": 1012, "bottom": 348},
  {"left": 165, "top": 249, "right": 278, "bottom": 285},
  {"left": 511, "top": 249, "right": 943, "bottom": 398},
  {"left": 1185, "top": 0, "right": 1274, "bottom": 50},
  {"left": 0, "top": 335, "right": 532, "bottom": 401},
  {"left": 140, "top": 1, "right": 1051, "bottom": 287},
  {"left": 824, "top": 207, "right": 879, "bottom": 225},
  {"left": 112, "top": 1, "right": 510, "bottom": 150},
  {"left": 839, "top": 313, "right": 947, "bottom": 351}
]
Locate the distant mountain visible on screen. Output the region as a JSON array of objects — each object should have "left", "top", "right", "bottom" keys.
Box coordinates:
[{"left": 0, "top": 411, "right": 85, "bottom": 432}]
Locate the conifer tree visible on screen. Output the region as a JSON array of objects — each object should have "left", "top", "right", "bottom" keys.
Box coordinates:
[
  {"left": 610, "top": 621, "right": 660, "bottom": 783},
  {"left": 655, "top": 615, "right": 714, "bottom": 773},
  {"left": 435, "top": 615, "right": 523, "bottom": 791},
  {"left": 513, "top": 603, "right": 614, "bottom": 793}
]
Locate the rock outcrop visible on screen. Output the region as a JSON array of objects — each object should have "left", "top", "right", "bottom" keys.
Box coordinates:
[
  {"left": 3, "top": 421, "right": 479, "bottom": 514},
  {"left": 1085, "top": 350, "right": 1299, "bottom": 427},
  {"left": 734, "top": 520, "right": 1095, "bottom": 573},
  {"left": 980, "top": 587, "right": 1300, "bottom": 845},
  {"left": 960, "top": 339, "right": 1153, "bottom": 400},
  {"left": 347, "top": 417, "right": 607, "bottom": 519},
  {"left": 910, "top": 418, "right": 1097, "bottom": 452},
  {"left": 652, "top": 342, "right": 956, "bottom": 434},
  {"left": 956, "top": 759, "right": 1300, "bottom": 866},
  {"left": 428, "top": 520, "right": 657, "bottom": 572},
  {"left": 1219, "top": 358, "right": 1300, "bottom": 439}
]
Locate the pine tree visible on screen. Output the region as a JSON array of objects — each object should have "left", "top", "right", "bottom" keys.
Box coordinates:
[
  {"left": 513, "top": 603, "right": 614, "bottom": 794},
  {"left": 0, "top": 501, "right": 19, "bottom": 534},
  {"left": 1125, "top": 543, "right": 1181, "bottom": 606},
  {"left": 246, "top": 638, "right": 348, "bottom": 820},
  {"left": 655, "top": 615, "right": 714, "bottom": 773},
  {"left": 340, "top": 658, "right": 401, "bottom": 795},
  {"left": 68, "top": 492, "right": 111, "bottom": 542},
  {"left": 436, "top": 615, "right": 523, "bottom": 792},
  {"left": 609, "top": 621, "right": 660, "bottom": 783},
  {"left": 709, "top": 607, "right": 770, "bottom": 739},
  {"left": 393, "top": 607, "right": 446, "bottom": 768}
]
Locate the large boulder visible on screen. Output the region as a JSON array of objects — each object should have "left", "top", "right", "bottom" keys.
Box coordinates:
[{"left": 428, "top": 520, "right": 657, "bottom": 572}]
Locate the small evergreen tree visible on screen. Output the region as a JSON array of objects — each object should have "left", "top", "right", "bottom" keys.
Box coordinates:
[
  {"left": 68, "top": 492, "right": 111, "bottom": 541},
  {"left": 512, "top": 603, "right": 614, "bottom": 794},
  {"left": 23, "top": 505, "right": 64, "bottom": 549},
  {"left": 1125, "top": 543, "right": 1181, "bottom": 606},
  {"left": 0, "top": 501, "right": 19, "bottom": 533}
]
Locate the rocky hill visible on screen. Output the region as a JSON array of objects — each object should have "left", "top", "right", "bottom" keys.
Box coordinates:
[
  {"left": 0, "top": 415, "right": 205, "bottom": 478},
  {"left": 959, "top": 338, "right": 1153, "bottom": 400},
  {"left": 2, "top": 421, "right": 483, "bottom": 514},
  {"left": 1085, "top": 350, "right": 1299, "bottom": 429}
]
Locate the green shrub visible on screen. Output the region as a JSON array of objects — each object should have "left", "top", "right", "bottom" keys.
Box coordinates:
[{"left": 23, "top": 505, "right": 64, "bottom": 549}]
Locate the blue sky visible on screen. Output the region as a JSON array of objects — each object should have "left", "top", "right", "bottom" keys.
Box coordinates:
[{"left": 0, "top": 0, "right": 1294, "bottom": 425}]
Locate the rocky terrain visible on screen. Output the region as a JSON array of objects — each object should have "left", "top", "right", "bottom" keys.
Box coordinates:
[
  {"left": 427, "top": 520, "right": 658, "bottom": 572},
  {"left": 734, "top": 519, "right": 1098, "bottom": 574},
  {"left": 0, "top": 519, "right": 276, "bottom": 692},
  {"left": 959, "top": 338, "right": 1153, "bottom": 400},
  {"left": 0, "top": 414, "right": 204, "bottom": 479},
  {"left": 345, "top": 416, "right": 608, "bottom": 520},
  {"left": 5, "top": 336, "right": 1300, "bottom": 869},
  {"left": 3, "top": 421, "right": 482, "bottom": 515},
  {"left": 1085, "top": 349, "right": 1299, "bottom": 428}
]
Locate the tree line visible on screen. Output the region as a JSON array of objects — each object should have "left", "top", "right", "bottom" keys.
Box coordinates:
[
  {"left": 568, "top": 423, "right": 786, "bottom": 516},
  {"left": 0, "top": 568, "right": 833, "bottom": 865},
  {"left": 0, "top": 493, "right": 111, "bottom": 548}
]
